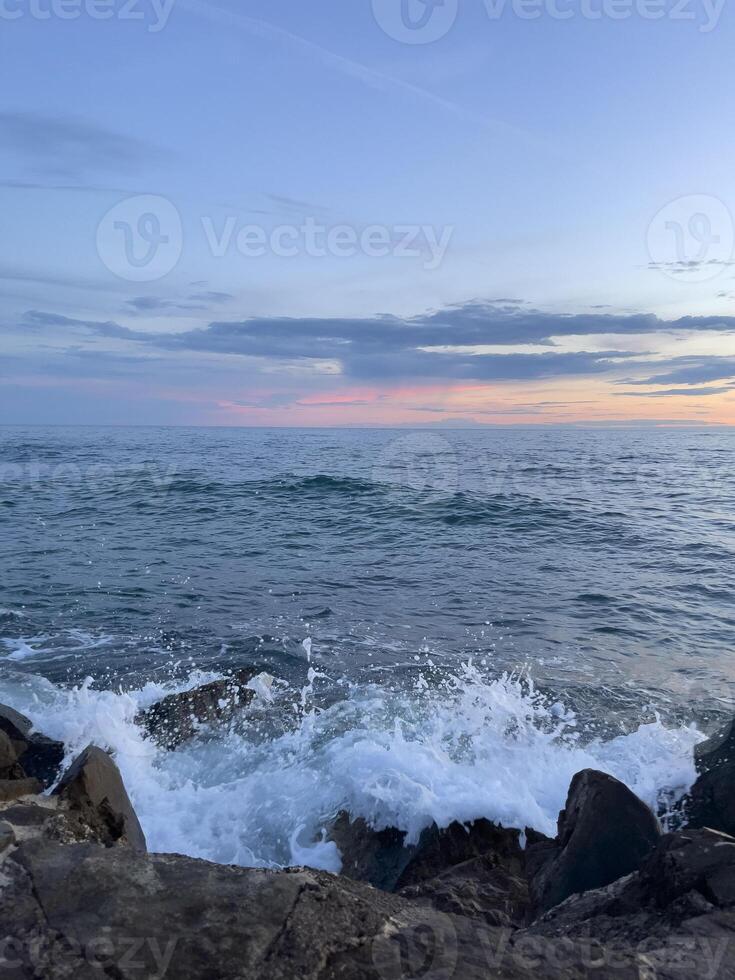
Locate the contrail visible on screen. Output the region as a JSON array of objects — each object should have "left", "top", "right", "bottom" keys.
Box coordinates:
[{"left": 176, "top": 0, "right": 551, "bottom": 151}]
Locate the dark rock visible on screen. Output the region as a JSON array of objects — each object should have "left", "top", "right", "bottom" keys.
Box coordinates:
[
  {"left": 0, "top": 703, "right": 33, "bottom": 742},
  {"left": 0, "top": 777, "right": 43, "bottom": 803},
  {"left": 635, "top": 827, "right": 735, "bottom": 911},
  {"left": 530, "top": 769, "right": 661, "bottom": 913},
  {"left": 329, "top": 812, "right": 412, "bottom": 890},
  {"left": 4, "top": 839, "right": 413, "bottom": 980},
  {"left": 0, "top": 729, "right": 25, "bottom": 779},
  {"left": 19, "top": 732, "right": 65, "bottom": 786},
  {"left": 0, "top": 820, "right": 15, "bottom": 853},
  {"left": 0, "top": 838, "right": 652, "bottom": 980},
  {"left": 686, "top": 718, "right": 735, "bottom": 837},
  {"left": 399, "top": 852, "right": 531, "bottom": 927},
  {"left": 53, "top": 745, "right": 146, "bottom": 852},
  {"left": 529, "top": 828, "right": 735, "bottom": 952},
  {"left": 135, "top": 670, "right": 269, "bottom": 749},
  {"left": 695, "top": 718, "right": 735, "bottom": 774},
  {"left": 1, "top": 802, "right": 56, "bottom": 829},
  {"left": 0, "top": 702, "right": 65, "bottom": 786},
  {"left": 396, "top": 818, "right": 524, "bottom": 890},
  {"left": 330, "top": 812, "right": 524, "bottom": 893}
]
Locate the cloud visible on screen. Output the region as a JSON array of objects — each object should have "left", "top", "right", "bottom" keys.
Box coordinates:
[
  {"left": 188, "top": 290, "right": 234, "bottom": 303},
  {"left": 620, "top": 358, "right": 735, "bottom": 387},
  {"left": 648, "top": 259, "right": 735, "bottom": 274},
  {"left": 616, "top": 385, "right": 735, "bottom": 398},
  {"left": 0, "top": 112, "right": 161, "bottom": 178},
  {"left": 123, "top": 291, "right": 233, "bottom": 315},
  {"left": 12, "top": 300, "right": 735, "bottom": 389}
]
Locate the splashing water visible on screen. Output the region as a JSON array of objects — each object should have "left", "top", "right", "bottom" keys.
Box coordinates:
[{"left": 4, "top": 663, "right": 701, "bottom": 873}]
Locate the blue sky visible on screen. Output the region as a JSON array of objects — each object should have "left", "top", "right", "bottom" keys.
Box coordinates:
[{"left": 1, "top": 0, "right": 735, "bottom": 425}]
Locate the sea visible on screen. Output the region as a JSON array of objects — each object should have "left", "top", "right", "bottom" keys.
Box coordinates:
[{"left": 1, "top": 424, "right": 733, "bottom": 870}]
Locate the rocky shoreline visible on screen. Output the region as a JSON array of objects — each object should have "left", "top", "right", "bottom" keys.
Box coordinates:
[{"left": 1, "top": 682, "right": 734, "bottom": 979}]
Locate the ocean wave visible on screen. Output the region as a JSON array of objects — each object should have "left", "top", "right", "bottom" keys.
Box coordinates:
[{"left": 3, "top": 664, "right": 701, "bottom": 873}]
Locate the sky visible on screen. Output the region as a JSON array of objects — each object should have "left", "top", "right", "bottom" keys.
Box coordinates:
[{"left": 1, "top": 0, "right": 734, "bottom": 427}]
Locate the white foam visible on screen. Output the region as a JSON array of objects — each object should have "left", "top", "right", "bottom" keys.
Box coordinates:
[
  {"left": 3, "top": 638, "right": 42, "bottom": 661},
  {"left": 3, "top": 664, "right": 701, "bottom": 873}
]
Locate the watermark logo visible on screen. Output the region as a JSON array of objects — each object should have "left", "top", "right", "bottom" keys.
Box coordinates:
[
  {"left": 97, "top": 195, "right": 183, "bottom": 282},
  {"left": 372, "top": 0, "right": 726, "bottom": 41},
  {"left": 372, "top": 433, "right": 459, "bottom": 505},
  {"left": 371, "top": 911, "right": 459, "bottom": 980},
  {"left": 646, "top": 194, "right": 735, "bottom": 283},
  {"left": 95, "top": 198, "right": 454, "bottom": 277},
  {"left": 371, "top": 0, "right": 459, "bottom": 43}
]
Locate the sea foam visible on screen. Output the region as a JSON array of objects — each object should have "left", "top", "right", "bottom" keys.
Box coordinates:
[{"left": 3, "top": 663, "right": 701, "bottom": 874}]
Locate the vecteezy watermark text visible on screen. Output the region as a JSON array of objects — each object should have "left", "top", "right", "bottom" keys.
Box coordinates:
[
  {"left": 95, "top": 194, "right": 454, "bottom": 280},
  {"left": 201, "top": 216, "right": 453, "bottom": 270},
  {"left": 0, "top": 0, "right": 176, "bottom": 32},
  {"left": 371, "top": 0, "right": 726, "bottom": 43}
]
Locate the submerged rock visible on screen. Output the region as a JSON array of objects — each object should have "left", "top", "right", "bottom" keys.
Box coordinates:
[
  {"left": 686, "top": 717, "right": 735, "bottom": 837},
  {"left": 53, "top": 745, "right": 147, "bottom": 852},
  {"left": 529, "top": 769, "right": 661, "bottom": 914},
  {"left": 136, "top": 670, "right": 273, "bottom": 749},
  {"left": 0, "top": 703, "right": 65, "bottom": 786}
]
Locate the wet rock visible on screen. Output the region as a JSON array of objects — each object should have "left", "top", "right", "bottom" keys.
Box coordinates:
[
  {"left": 530, "top": 769, "right": 661, "bottom": 914},
  {"left": 529, "top": 828, "right": 735, "bottom": 951},
  {"left": 0, "top": 820, "right": 15, "bottom": 853},
  {"left": 0, "top": 729, "right": 25, "bottom": 779},
  {"left": 0, "top": 777, "right": 43, "bottom": 803},
  {"left": 396, "top": 818, "right": 524, "bottom": 890},
  {"left": 53, "top": 745, "right": 146, "bottom": 852},
  {"left": 330, "top": 812, "right": 523, "bottom": 893},
  {"left": 136, "top": 670, "right": 272, "bottom": 749},
  {"left": 0, "top": 703, "right": 33, "bottom": 742},
  {"left": 635, "top": 826, "right": 735, "bottom": 911},
  {"left": 329, "top": 813, "right": 412, "bottom": 890},
  {"left": 686, "top": 717, "right": 735, "bottom": 837},
  {"left": 399, "top": 852, "right": 530, "bottom": 927},
  {"left": 4, "top": 836, "right": 723, "bottom": 980},
  {"left": 0, "top": 703, "right": 65, "bottom": 786}
]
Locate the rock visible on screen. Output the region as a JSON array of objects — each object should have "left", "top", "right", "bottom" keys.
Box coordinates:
[
  {"left": 53, "top": 745, "right": 146, "bottom": 852},
  {"left": 396, "top": 818, "right": 524, "bottom": 891},
  {"left": 0, "top": 777, "right": 43, "bottom": 803},
  {"left": 0, "top": 820, "right": 15, "bottom": 853},
  {"left": 0, "top": 729, "right": 25, "bottom": 778},
  {"left": 399, "top": 852, "right": 531, "bottom": 927},
  {"left": 0, "top": 838, "right": 651, "bottom": 980},
  {"left": 0, "top": 703, "right": 33, "bottom": 742},
  {"left": 529, "top": 828, "right": 735, "bottom": 950},
  {"left": 329, "top": 813, "right": 412, "bottom": 890},
  {"left": 530, "top": 769, "right": 661, "bottom": 913},
  {"left": 686, "top": 717, "right": 735, "bottom": 837},
  {"left": 635, "top": 826, "right": 735, "bottom": 911},
  {"left": 330, "top": 812, "right": 524, "bottom": 893},
  {"left": 0, "top": 702, "right": 65, "bottom": 786},
  {"left": 3, "top": 839, "right": 414, "bottom": 980},
  {"left": 1, "top": 802, "right": 57, "bottom": 830},
  {"left": 18, "top": 732, "right": 65, "bottom": 786},
  {"left": 136, "top": 670, "right": 272, "bottom": 749}
]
